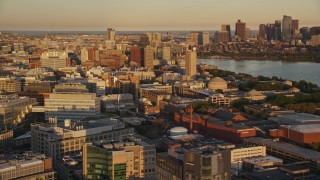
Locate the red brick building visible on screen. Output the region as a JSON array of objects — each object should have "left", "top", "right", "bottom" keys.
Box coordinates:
[
  {"left": 280, "top": 124, "right": 320, "bottom": 144},
  {"left": 130, "top": 46, "right": 143, "bottom": 66},
  {"left": 173, "top": 112, "right": 256, "bottom": 144}
]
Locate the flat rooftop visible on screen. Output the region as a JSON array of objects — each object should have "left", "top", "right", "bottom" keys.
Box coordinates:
[
  {"left": 276, "top": 113, "right": 320, "bottom": 122},
  {"left": 244, "top": 137, "right": 320, "bottom": 162},
  {"left": 281, "top": 124, "right": 320, "bottom": 134},
  {"left": 243, "top": 155, "right": 282, "bottom": 164},
  {"left": 209, "top": 120, "right": 254, "bottom": 130}
]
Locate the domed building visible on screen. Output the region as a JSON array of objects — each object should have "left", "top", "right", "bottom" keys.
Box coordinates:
[
  {"left": 208, "top": 77, "right": 228, "bottom": 91},
  {"left": 169, "top": 127, "right": 188, "bottom": 137}
]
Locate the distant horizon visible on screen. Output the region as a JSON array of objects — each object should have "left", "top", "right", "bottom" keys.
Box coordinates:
[{"left": 1, "top": 0, "right": 319, "bottom": 31}]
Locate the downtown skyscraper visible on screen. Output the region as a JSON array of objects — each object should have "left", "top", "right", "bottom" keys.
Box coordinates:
[{"left": 282, "top": 15, "right": 292, "bottom": 41}]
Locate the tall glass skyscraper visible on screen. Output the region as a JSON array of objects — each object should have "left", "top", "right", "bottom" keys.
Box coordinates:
[
  {"left": 274, "top": 20, "right": 282, "bottom": 41},
  {"left": 282, "top": 15, "right": 292, "bottom": 41}
]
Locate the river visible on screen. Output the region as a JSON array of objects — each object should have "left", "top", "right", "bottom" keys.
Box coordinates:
[{"left": 197, "top": 59, "right": 320, "bottom": 86}]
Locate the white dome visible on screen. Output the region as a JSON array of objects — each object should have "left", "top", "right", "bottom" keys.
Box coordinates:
[
  {"left": 170, "top": 127, "right": 188, "bottom": 136},
  {"left": 208, "top": 77, "right": 227, "bottom": 91}
]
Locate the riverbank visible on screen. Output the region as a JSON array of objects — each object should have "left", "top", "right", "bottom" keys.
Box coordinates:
[
  {"left": 197, "top": 58, "right": 320, "bottom": 86},
  {"left": 199, "top": 53, "right": 320, "bottom": 62}
]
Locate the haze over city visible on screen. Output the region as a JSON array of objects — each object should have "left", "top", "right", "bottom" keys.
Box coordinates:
[
  {"left": 0, "top": 0, "right": 320, "bottom": 31},
  {"left": 1, "top": 1, "right": 320, "bottom": 180}
]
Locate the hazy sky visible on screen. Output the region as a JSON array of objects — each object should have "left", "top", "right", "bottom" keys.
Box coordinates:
[{"left": 0, "top": 0, "right": 319, "bottom": 31}]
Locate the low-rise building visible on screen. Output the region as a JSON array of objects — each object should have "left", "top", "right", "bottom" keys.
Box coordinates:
[
  {"left": 269, "top": 113, "right": 320, "bottom": 125},
  {"left": 230, "top": 146, "right": 266, "bottom": 163},
  {"left": 244, "top": 104, "right": 295, "bottom": 117},
  {"left": 280, "top": 124, "right": 320, "bottom": 144},
  {"left": 0, "top": 94, "right": 36, "bottom": 127},
  {"left": 242, "top": 156, "right": 283, "bottom": 172},
  {"left": 244, "top": 137, "right": 320, "bottom": 170},
  {"left": 0, "top": 152, "right": 55, "bottom": 180},
  {"left": 0, "top": 130, "right": 13, "bottom": 149},
  {"left": 0, "top": 78, "right": 21, "bottom": 92}
]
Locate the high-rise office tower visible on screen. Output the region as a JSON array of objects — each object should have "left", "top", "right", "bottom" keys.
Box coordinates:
[
  {"left": 81, "top": 47, "right": 88, "bottom": 63},
  {"left": 162, "top": 46, "right": 171, "bottom": 61},
  {"left": 265, "top": 23, "right": 275, "bottom": 40},
  {"left": 144, "top": 46, "right": 155, "bottom": 70},
  {"left": 214, "top": 31, "right": 230, "bottom": 43},
  {"left": 107, "top": 28, "right": 115, "bottom": 41},
  {"left": 199, "top": 32, "right": 210, "bottom": 45},
  {"left": 282, "top": 15, "right": 292, "bottom": 41},
  {"left": 292, "top": 19, "right": 299, "bottom": 31},
  {"left": 309, "top": 26, "right": 320, "bottom": 36},
  {"left": 189, "top": 31, "right": 200, "bottom": 45},
  {"left": 274, "top": 20, "right": 282, "bottom": 41},
  {"left": 221, "top": 24, "right": 231, "bottom": 39},
  {"left": 245, "top": 28, "right": 251, "bottom": 39},
  {"left": 152, "top": 32, "right": 162, "bottom": 42},
  {"left": 300, "top": 27, "right": 310, "bottom": 41},
  {"left": 235, "top": 20, "right": 246, "bottom": 40},
  {"left": 106, "top": 28, "right": 116, "bottom": 49},
  {"left": 130, "top": 46, "right": 143, "bottom": 66},
  {"left": 259, "top": 24, "right": 266, "bottom": 39},
  {"left": 185, "top": 49, "right": 197, "bottom": 78},
  {"left": 88, "top": 48, "right": 95, "bottom": 61}
]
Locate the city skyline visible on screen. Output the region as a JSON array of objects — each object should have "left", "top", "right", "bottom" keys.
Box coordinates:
[{"left": 0, "top": 0, "right": 319, "bottom": 31}]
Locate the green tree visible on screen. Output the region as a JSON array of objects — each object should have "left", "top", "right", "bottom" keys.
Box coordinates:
[{"left": 231, "top": 98, "right": 250, "bottom": 111}]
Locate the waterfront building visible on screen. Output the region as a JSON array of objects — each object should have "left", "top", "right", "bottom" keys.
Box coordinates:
[
  {"left": 214, "top": 31, "right": 230, "bottom": 43},
  {"left": 235, "top": 19, "right": 246, "bottom": 40},
  {"left": 189, "top": 31, "right": 200, "bottom": 45},
  {"left": 199, "top": 32, "right": 210, "bottom": 45},
  {"left": 221, "top": 24, "right": 231, "bottom": 39},
  {"left": 259, "top": 24, "right": 266, "bottom": 39}
]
